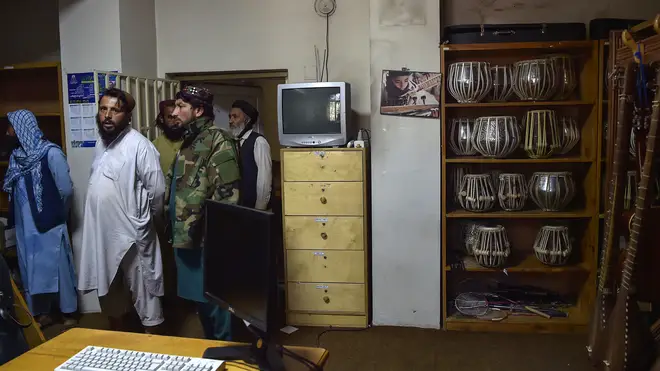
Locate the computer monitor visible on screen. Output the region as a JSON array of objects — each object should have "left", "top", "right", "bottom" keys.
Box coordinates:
[{"left": 202, "top": 200, "right": 285, "bottom": 370}]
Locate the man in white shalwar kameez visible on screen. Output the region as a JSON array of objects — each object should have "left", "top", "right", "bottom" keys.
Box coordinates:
[{"left": 77, "top": 88, "right": 166, "bottom": 333}]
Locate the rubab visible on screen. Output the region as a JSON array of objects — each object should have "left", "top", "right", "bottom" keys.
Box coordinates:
[
  {"left": 602, "top": 66, "right": 660, "bottom": 371},
  {"left": 586, "top": 61, "right": 636, "bottom": 364}
]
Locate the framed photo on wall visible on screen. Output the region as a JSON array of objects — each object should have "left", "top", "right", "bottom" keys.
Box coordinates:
[{"left": 380, "top": 69, "right": 441, "bottom": 119}]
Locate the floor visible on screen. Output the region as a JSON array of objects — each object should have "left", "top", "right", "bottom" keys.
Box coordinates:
[{"left": 42, "top": 304, "right": 593, "bottom": 371}]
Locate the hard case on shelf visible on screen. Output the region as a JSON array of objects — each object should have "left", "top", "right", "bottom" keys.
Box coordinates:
[
  {"left": 443, "top": 23, "right": 587, "bottom": 44},
  {"left": 588, "top": 18, "right": 645, "bottom": 40}
]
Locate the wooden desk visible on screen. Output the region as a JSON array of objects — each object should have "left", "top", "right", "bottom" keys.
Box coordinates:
[{"left": 2, "top": 328, "right": 328, "bottom": 371}]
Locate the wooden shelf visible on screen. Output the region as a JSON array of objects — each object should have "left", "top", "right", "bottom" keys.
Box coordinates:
[
  {"left": 446, "top": 255, "right": 590, "bottom": 272},
  {"left": 445, "top": 306, "right": 586, "bottom": 333},
  {"left": 445, "top": 156, "right": 592, "bottom": 164},
  {"left": 441, "top": 40, "right": 601, "bottom": 333},
  {"left": 442, "top": 40, "right": 594, "bottom": 52},
  {"left": 0, "top": 101, "right": 62, "bottom": 117},
  {"left": 444, "top": 100, "right": 593, "bottom": 108},
  {"left": 446, "top": 210, "right": 592, "bottom": 218}
]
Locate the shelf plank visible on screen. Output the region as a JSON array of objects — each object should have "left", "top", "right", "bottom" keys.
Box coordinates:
[
  {"left": 445, "top": 156, "right": 591, "bottom": 164},
  {"left": 446, "top": 255, "right": 590, "bottom": 273},
  {"left": 446, "top": 210, "right": 592, "bottom": 218},
  {"left": 0, "top": 101, "right": 62, "bottom": 117},
  {"left": 442, "top": 40, "right": 594, "bottom": 52},
  {"left": 445, "top": 307, "right": 586, "bottom": 333},
  {"left": 444, "top": 100, "right": 593, "bottom": 108}
]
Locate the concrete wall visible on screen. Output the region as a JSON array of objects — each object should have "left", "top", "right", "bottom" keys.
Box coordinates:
[{"left": 0, "top": 0, "right": 60, "bottom": 65}]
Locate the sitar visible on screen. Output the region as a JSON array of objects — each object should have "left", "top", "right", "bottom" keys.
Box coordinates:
[
  {"left": 602, "top": 66, "right": 660, "bottom": 371},
  {"left": 587, "top": 61, "right": 637, "bottom": 364}
]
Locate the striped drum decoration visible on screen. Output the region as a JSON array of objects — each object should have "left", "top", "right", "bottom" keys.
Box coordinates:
[
  {"left": 447, "top": 62, "right": 492, "bottom": 103},
  {"left": 489, "top": 65, "right": 515, "bottom": 102},
  {"left": 473, "top": 116, "right": 520, "bottom": 158},
  {"left": 533, "top": 225, "right": 573, "bottom": 266},
  {"left": 448, "top": 118, "right": 477, "bottom": 155},
  {"left": 497, "top": 173, "right": 528, "bottom": 211},
  {"left": 472, "top": 225, "right": 511, "bottom": 268},
  {"left": 457, "top": 174, "right": 496, "bottom": 212},
  {"left": 557, "top": 116, "right": 580, "bottom": 154},
  {"left": 523, "top": 109, "right": 561, "bottom": 159},
  {"left": 528, "top": 172, "right": 576, "bottom": 211},
  {"left": 512, "top": 58, "right": 558, "bottom": 101}
]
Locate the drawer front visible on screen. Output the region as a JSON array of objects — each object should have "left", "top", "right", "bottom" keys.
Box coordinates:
[
  {"left": 286, "top": 250, "right": 365, "bottom": 283},
  {"left": 284, "top": 216, "right": 364, "bottom": 250},
  {"left": 287, "top": 282, "right": 366, "bottom": 314},
  {"left": 287, "top": 313, "right": 368, "bottom": 328},
  {"left": 283, "top": 182, "right": 363, "bottom": 216},
  {"left": 282, "top": 150, "right": 363, "bottom": 182}
]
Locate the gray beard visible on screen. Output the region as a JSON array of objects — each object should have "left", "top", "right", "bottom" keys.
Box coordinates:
[{"left": 230, "top": 125, "right": 245, "bottom": 138}]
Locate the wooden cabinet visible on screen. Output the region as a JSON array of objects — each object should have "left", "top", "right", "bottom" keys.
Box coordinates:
[{"left": 281, "top": 148, "right": 369, "bottom": 328}]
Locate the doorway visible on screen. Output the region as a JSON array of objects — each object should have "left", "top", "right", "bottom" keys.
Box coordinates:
[{"left": 166, "top": 69, "right": 287, "bottom": 163}]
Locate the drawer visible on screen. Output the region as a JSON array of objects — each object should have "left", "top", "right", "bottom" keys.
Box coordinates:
[
  {"left": 287, "top": 312, "right": 368, "bottom": 328},
  {"left": 284, "top": 216, "right": 364, "bottom": 250},
  {"left": 287, "top": 282, "right": 366, "bottom": 314},
  {"left": 282, "top": 150, "right": 363, "bottom": 182},
  {"left": 287, "top": 250, "right": 365, "bottom": 283},
  {"left": 283, "top": 182, "right": 363, "bottom": 216}
]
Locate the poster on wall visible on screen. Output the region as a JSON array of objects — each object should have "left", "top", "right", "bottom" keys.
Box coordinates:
[
  {"left": 380, "top": 69, "right": 441, "bottom": 118},
  {"left": 67, "top": 72, "right": 117, "bottom": 148}
]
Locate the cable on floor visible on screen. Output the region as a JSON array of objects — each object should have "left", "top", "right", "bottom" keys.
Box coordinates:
[{"left": 316, "top": 325, "right": 373, "bottom": 347}]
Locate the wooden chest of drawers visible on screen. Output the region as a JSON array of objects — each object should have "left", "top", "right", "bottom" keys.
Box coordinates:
[{"left": 281, "top": 148, "right": 369, "bottom": 328}]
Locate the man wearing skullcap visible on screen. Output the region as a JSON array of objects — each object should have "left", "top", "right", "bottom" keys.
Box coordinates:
[
  {"left": 78, "top": 88, "right": 166, "bottom": 334},
  {"left": 166, "top": 85, "right": 240, "bottom": 340},
  {"left": 229, "top": 100, "right": 272, "bottom": 210},
  {"left": 3, "top": 109, "right": 78, "bottom": 329}
]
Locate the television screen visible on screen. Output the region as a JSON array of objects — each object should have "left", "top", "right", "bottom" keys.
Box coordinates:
[{"left": 281, "top": 87, "right": 341, "bottom": 134}]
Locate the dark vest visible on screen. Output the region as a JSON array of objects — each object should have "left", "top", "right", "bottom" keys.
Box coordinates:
[
  {"left": 238, "top": 131, "right": 271, "bottom": 209},
  {"left": 8, "top": 155, "right": 66, "bottom": 233}
]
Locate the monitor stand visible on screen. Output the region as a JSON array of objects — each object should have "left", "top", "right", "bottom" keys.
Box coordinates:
[{"left": 202, "top": 326, "right": 285, "bottom": 371}]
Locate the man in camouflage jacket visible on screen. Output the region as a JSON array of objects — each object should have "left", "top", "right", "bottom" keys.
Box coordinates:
[{"left": 165, "top": 85, "right": 240, "bottom": 340}]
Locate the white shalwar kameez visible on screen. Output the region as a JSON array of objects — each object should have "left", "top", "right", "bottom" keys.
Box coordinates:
[{"left": 77, "top": 127, "right": 165, "bottom": 327}]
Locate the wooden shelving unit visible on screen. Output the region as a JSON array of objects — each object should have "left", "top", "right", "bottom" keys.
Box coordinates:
[
  {"left": 0, "top": 61, "right": 66, "bottom": 214},
  {"left": 440, "top": 41, "right": 601, "bottom": 333}
]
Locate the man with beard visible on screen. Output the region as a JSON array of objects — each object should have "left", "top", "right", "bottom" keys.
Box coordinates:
[
  {"left": 2, "top": 109, "right": 77, "bottom": 329},
  {"left": 152, "top": 99, "right": 184, "bottom": 173},
  {"left": 166, "top": 85, "right": 240, "bottom": 340},
  {"left": 228, "top": 100, "right": 272, "bottom": 210},
  {"left": 78, "top": 88, "right": 166, "bottom": 334}
]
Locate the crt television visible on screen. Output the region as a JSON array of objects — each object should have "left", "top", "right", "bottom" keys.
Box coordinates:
[{"left": 277, "top": 82, "right": 355, "bottom": 147}]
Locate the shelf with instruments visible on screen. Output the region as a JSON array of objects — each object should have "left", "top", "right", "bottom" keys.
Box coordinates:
[{"left": 440, "top": 40, "right": 601, "bottom": 334}]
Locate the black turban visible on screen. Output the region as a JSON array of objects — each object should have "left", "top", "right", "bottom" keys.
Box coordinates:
[{"left": 231, "top": 100, "right": 259, "bottom": 127}]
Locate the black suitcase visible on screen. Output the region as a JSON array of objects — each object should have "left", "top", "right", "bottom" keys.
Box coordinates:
[
  {"left": 443, "top": 23, "right": 587, "bottom": 44},
  {"left": 589, "top": 18, "right": 645, "bottom": 40}
]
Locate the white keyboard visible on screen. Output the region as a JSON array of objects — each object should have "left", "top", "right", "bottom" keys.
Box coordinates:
[{"left": 54, "top": 346, "right": 226, "bottom": 371}]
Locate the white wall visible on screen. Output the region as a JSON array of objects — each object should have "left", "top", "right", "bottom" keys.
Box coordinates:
[
  {"left": 155, "top": 0, "right": 371, "bottom": 125},
  {"left": 369, "top": 0, "right": 442, "bottom": 328}
]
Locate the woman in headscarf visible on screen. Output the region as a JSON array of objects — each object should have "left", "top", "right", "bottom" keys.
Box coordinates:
[{"left": 3, "top": 109, "right": 78, "bottom": 328}]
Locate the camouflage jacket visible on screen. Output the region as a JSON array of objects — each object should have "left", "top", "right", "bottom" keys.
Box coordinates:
[{"left": 165, "top": 117, "right": 240, "bottom": 249}]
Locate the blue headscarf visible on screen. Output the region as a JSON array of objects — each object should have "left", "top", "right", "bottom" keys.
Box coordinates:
[{"left": 3, "top": 110, "right": 59, "bottom": 212}]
